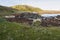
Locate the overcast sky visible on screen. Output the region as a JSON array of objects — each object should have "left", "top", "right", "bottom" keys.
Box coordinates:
[{"left": 0, "top": 0, "right": 60, "bottom": 10}]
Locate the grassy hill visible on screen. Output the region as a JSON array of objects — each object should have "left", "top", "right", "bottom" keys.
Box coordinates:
[
  {"left": 0, "top": 5, "right": 18, "bottom": 16},
  {"left": 11, "top": 5, "right": 60, "bottom": 14},
  {"left": 0, "top": 5, "right": 60, "bottom": 16},
  {"left": 11, "top": 5, "right": 43, "bottom": 13},
  {"left": 0, "top": 5, "right": 43, "bottom": 16}
]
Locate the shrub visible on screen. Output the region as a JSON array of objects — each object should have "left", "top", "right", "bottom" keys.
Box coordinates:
[
  {"left": 32, "top": 21, "right": 41, "bottom": 27},
  {"left": 0, "top": 18, "right": 60, "bottom": 40}
]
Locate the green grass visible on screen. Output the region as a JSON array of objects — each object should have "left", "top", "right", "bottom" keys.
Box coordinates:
[{"left": 0, "top": 18, "right": 60, "bottom": 40}]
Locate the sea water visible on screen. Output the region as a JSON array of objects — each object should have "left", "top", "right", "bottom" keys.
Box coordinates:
[{"left": 41, "top": 14, "right": 60, "bottom": 17}]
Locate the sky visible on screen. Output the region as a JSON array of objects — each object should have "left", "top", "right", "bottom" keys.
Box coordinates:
[{"left": 0, "top": 0, "right": 60, "bottom": 10}]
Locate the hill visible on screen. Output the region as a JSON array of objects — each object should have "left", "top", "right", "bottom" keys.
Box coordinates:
[
  {"left": 11, "top": 5, "right": 60, "bottom": 14},
  {"left": 0, "top": 5, "right": 60, "bottom": 16},
  {"left": 11, "top": 5, "right": 42, "bottom": 13},
  {"left": 0, "top": 5, "right": 43, "bottom": 16},
  {"left": 0, "top": 5, "right": 18, "bottom": 16}
]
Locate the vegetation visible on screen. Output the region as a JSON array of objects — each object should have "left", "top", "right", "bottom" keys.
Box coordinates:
[
  {"left": 0, "top": 18, "right": 60, "bottom": 40},
  {"left": 0, "top": 5, "right": 43, "bottom": 17},
  {"left": 11, "top": 5, "right": 60, "bottom": 14},
  {"left": 0, "top": 5, "right": 60, "bottom": 17},
  {"left": 11, "top": 5, "right": 42, "bottom": 13},
  {"left": 0, "top": 5, "right": 60, "bottom": 40},
  {"left": 0, "top": 5, "right": 18, "bottom": 16}
]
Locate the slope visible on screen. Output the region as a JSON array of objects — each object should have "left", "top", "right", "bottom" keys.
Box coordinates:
[
  {"left": 11, "top": 5, "right": 43, "bottom": 13},
  {"left": 0, "top": 5, "right": 18, "bottom": 16}
]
